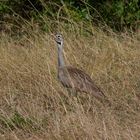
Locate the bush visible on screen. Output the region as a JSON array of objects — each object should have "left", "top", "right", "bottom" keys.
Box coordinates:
[
  {"left": 0, "top": 0, "right": 43, "bottom": 19},
  {"left": 90, "top": 0, "right": 140, "bottom": 31},
  {"left": 0, "top": 0, "right": 140, "bottom": 31}
]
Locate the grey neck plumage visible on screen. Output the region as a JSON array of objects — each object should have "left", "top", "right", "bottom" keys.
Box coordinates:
[{"left": 57, "top": 44, "right": 65, "bottom": 67}]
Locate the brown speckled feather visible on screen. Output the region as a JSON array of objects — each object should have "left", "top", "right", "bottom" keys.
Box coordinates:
[{"left": 58, "top": 66, "right": 106, "bottom": 100}]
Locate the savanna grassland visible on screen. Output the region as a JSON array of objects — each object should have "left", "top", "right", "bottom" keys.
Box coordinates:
[{"left": 0, "top": 24, "right": 140, "bottom": 140}]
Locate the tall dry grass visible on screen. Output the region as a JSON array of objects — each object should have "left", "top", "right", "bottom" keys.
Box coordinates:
[{"left": 0, "top": 26, "right": 140, "bottom": 140}]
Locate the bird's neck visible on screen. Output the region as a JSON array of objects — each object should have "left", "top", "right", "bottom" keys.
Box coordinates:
[{"left": 58, "top": 45, "right": 65, "bottom": 67}]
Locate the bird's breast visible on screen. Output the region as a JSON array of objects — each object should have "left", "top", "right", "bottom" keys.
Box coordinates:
[{"left": 58, "top": 69, "right": 72, "bottom": 88}]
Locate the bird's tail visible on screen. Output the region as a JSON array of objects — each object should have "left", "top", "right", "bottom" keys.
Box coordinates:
[{"left": 95, "top": 91, "right": 111, "bottom": 107}]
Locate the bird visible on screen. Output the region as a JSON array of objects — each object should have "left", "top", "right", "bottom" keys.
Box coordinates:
[{"left": 54, "top": 33, "right": 107, "bottom": 101}]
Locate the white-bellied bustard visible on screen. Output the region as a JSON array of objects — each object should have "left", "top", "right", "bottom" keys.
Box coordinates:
[{"left": 55, "top": 33, "right": 108, "bottom": 102}]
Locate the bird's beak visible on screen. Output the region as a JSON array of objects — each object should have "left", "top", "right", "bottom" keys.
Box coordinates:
[{"left": 50, "top": 33, "right": 55, "bottom": 39}]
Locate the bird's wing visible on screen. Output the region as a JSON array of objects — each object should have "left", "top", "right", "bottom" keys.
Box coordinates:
[{"left": 65, "top": 66, "right": 105, "bottom": 96}]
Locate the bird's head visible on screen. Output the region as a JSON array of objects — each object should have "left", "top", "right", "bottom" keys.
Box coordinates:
[{"left": 55, "top": 33, "right": 63, "bottom": 47}]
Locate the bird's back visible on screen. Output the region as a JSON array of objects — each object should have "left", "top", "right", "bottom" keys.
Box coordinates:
[{"left": 58, "top": 66, "right": 106, "bottom": 100}]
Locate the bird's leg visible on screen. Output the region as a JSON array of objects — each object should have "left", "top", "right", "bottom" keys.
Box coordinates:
[{"left": 66, "top": 88, "right": 75, "bottom": 96}]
